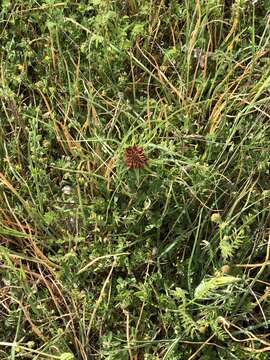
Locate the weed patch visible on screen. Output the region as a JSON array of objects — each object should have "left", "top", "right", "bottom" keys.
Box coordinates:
[{"left": 0, "top": 1, "right": 270, "bottom": 359}]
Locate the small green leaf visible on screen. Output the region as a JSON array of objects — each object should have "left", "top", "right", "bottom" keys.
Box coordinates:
[
  {"left": 60, "top": 353, "right": 74, "bottom": 360},
  {"left": 194, "top": 276, "right": 241, "bottom": 300}
]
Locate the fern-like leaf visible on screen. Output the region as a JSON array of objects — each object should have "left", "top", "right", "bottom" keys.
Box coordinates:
[{"left": 194, "top": 276, "right": 240, "bottom": 300}]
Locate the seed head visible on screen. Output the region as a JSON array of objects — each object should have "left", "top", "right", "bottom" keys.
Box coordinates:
[{"left": 124, "top": 146, "right": 147, "bottom": 169}]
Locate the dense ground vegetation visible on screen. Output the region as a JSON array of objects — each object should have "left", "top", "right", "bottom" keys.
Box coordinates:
[{"left": 1, "top": 1, "right": 270, "bottom": 359}]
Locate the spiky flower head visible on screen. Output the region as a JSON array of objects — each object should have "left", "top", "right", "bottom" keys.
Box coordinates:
[{"left": 124, "top": 146, "right": 147, "bottom": 169}]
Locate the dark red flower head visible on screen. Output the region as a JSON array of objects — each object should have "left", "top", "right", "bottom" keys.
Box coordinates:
[{"left": 124, "top": 146, "right": 147, "bottom": 169}]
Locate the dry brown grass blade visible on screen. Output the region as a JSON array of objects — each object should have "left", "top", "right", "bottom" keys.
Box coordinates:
[
  {"left": 19, "top": 300, "right": 48, "bottom": 341},
  {"left": 132, "top": 43, "right": 187, "bottom": 104},
  {"left": 0, "top": 172, "right": 29, "bottom": 210},
  {"left": 38, "top": 89, "right": 68, "bottom": 154},
  {"left": 86, "top": 260, "right": 116, "bottom": 341},
  {"left": 188, "top": 334, "right": 215, "bottom": 360},
  {"left": 104, "top": 155, "right": 117, "bottom": 191}
]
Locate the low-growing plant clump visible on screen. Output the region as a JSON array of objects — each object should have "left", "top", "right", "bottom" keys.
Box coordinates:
[{"left": 0, "top": 1, "right": 270, "bottom": 359}]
